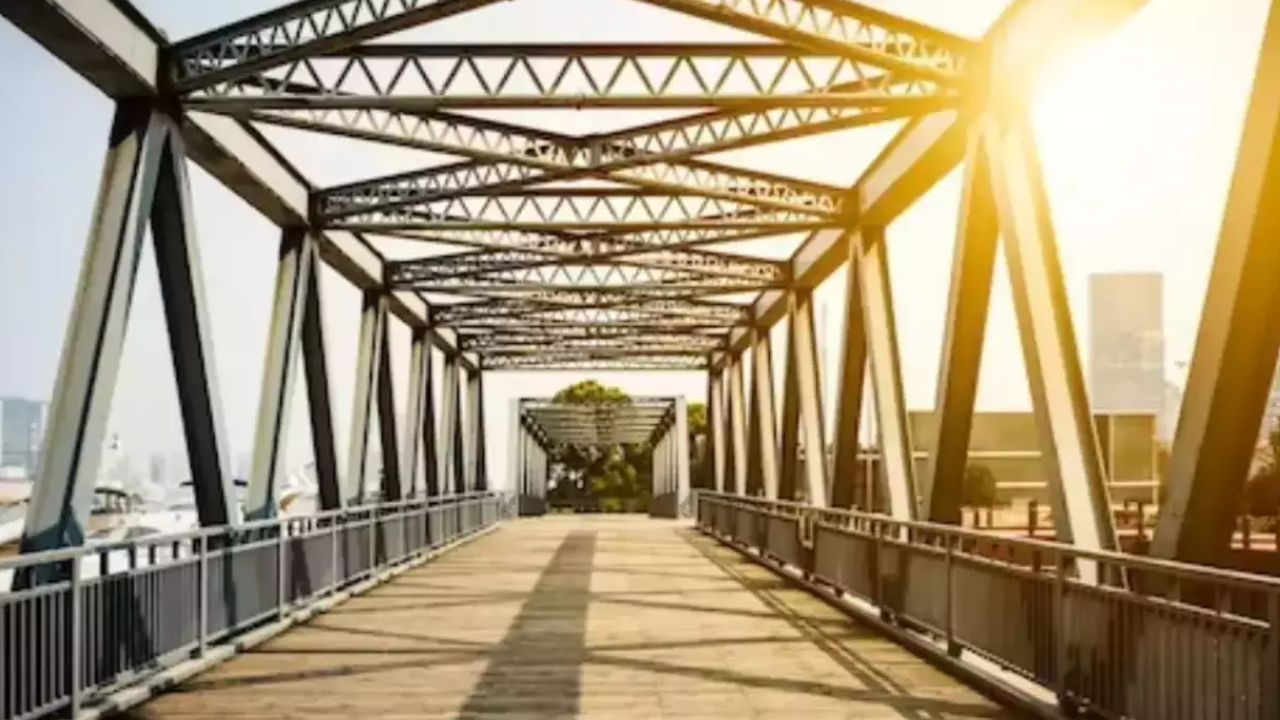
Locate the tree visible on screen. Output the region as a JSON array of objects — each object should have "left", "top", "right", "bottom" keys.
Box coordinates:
[
  {"left": 962, "top": 463, "right": 998, "bottom": 508},
  {"left": 1243, "top": 424, "right": 1280, "bottom": 518},
  {"left": 686, "top": 401, "right": 708, "bottom": 483},
  {"left": 550, "top": 380, "right": 648, "bottom": 510}
]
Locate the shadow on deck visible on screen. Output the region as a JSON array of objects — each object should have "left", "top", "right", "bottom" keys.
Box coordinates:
[{"left": 124, "top": 516, "right": 1026, "bottom": 719}]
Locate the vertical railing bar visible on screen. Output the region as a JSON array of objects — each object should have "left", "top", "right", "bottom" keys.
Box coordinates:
[
  {"left": 1264, "top": 590, "right": 1280, "bottom": 719},
  {"left": 277, "top": 521, "right": 288, "bottom": 620},
  {"left": 197, "top": 536, "right": 208, "bottom": 657},
  {"left": 70, "top": 558, "right": 82, "bottom": 718}
]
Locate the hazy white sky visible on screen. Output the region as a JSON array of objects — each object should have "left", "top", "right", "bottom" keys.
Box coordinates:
[{"left": 0, "top": 0, "right": 1269, "bottom": 491}]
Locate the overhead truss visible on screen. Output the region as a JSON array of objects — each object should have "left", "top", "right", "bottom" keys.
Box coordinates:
[
  {"left": 141, "top": 0, "right": 979, "bottom": 368},
  {"left": 519, "top": 397, "right": 678, "bottom": 446}
]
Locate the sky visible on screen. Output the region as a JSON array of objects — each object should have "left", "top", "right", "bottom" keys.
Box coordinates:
[{"left": 0, "top": 0, "right": 1270, "bottom": 493}]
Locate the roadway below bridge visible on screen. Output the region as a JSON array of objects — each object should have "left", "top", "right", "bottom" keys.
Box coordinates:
[{"left": 124, "top": 516, "right": 1026, "bottom": 720}]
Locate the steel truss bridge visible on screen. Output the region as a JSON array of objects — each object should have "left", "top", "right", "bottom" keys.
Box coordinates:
[{"left": 6, "top": 0, "right": 1280, "bottom": 719}]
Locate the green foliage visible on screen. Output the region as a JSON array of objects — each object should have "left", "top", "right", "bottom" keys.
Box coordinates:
[
  {"left": 687, "top": 402, "right": 707, "bottom": 437},
  {"left": 553, "top": 379, "right": 631, "bottom": 406},
  {"left": 1244, "top": 425, "right": 1280, "bottom": 517},
  {"left": 962, "top": 463, "right": 998, "bottom": 508},
  {"left": 549, "top": 380, "right": 648, "bottom": 507}
]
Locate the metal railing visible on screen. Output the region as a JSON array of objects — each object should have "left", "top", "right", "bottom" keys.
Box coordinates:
[
  {"left": 0, "top": 492, "right": 505, "bottom": 720},
  {"left": 696, "top": 491, "right": 1280, "bottom": 720}
]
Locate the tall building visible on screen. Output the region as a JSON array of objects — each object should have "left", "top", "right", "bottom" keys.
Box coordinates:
[
  {"left": 1088, "top": 273, "right": 1165, "bottom": 413},
  {"left": 0, "top": 397, "right": 49, "bottom": 479}
]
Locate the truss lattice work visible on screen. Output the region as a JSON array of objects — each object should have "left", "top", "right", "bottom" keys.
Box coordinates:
[
  {"left": 11, "top": 0, "right": 1206, "bottom": 571},
  {"left": 144, "top": 0, "right": 981, "bottom": 370}
]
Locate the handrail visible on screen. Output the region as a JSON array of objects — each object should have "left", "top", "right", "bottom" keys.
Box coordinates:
[
  {"left": 0, "top": 491, "right": 499, "bottom": 572},
  {"left": 696, "top": 490, "right": 1280, "bottom": 720},
  {"left": 1, "top": 492, "right": 506, "bottom": 720},
  {"left": 697, "top": 490, "right": 1280, "bottom": 593}
]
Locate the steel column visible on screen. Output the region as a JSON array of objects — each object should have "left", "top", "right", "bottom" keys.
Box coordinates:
[
  {"left": 421, "top": 341, "right": 440, "bottom": 497},
  {"left": 921, "top": 129, "right": 999, "bottom": 523},
  {"left": 747, "top": 326, "right": 780, "bottom": 498},
  {"left": 245, "top": 228, "right": 313, "bottom": 520},
  {"left": 345, "top": 291, "right": 387, "bottom": 506},
  {"left": 983, "top": 111, "right": 1117, "bottom": 559},
  {"left": 376, "top": 323, "right": 403, "bottom": 501},
  {"left": 300, "top": 246, "right": 343, "bottom": 510},
  {"left": 831, "top": 238, "right": 869, "bottom": 509},
  {"left": 401, "top": 329, "right": 430, "bottom": 497},
  {"left": 727, "top": 352, "right": 749, "bottom": 495},
  {"left": 19, "top": 102, "right": 167, "bottom": 556},
  {"left": 1153, "top": 1, "right": 1280, "bottom": 563},
  {"left": 786, "top": 290, "right": 828, "bottom": 506},
  {"left": 467, "top": 369, "right": 489, "bottom": 491},
  {"left": 441, "top": 354, "right": 467, "bottom": 494},
  {"left": 675, "top": 396, "right": 692, "bottom": 514},
  {"left": 858, "top": 228, "right": 917, "bottom": 521},
  {"left": 152, "top": 123, "right": 240, "bottom": 528},
  {"left": 708, "top": 368, "right": 728, "bottom": 492}
]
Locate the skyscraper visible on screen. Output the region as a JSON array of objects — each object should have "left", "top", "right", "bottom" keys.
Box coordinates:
[
  {"left": 1088, "top": 273, "right": 1165, "bottom": 413},
  {"left": 0, "top": 397, "right": 49, "bottom": 479}
]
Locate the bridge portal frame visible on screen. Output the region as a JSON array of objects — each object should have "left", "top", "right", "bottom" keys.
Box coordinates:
[{"left": 9, "top": 0, "right": 1278, "bottom": 572}]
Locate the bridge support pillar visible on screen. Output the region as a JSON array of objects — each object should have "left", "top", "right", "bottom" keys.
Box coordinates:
[
  {"left": 727, "top": 350, "right": 748, "bottom": 495},
  {"left": 708, "top": 366, "right": 728, "bottom": 492},
  {"left": 345, "top": 291, "right": 387, "bottom": 506},
  {"left": 465, "top": 368, "right": 488, "bottom": 491},
  {"left": 982, "top": 107, "right": 1118, "bottom": 568},
  {"left": 747, "top": 326, "right": 779, "bottom": 499},
  {"left": 650, "top": 399, "right": 690, "bottom": 519},
  {"left": 831, "top": 231, "right": 868, "bottom": 510},
  {"left": 921, "top": 127, "right": 999, "bottom": 525},
  {"left": 858, "top": 227, "right": 918, "bottom": 522},
  {"left": 20, "top": 102, "right": 239, "bottom": 563},
  {"left": 513, "top": 406, "right": 547, "bottom": 516},
  {"left": 779, "top": 290, "right": 828, "bottom": 506},
  {"left": 440, "top": 353, "right": 467, "bottom": 496}
]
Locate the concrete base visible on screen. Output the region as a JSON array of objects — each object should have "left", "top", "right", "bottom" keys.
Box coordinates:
[{"left": 518, "top": 495, "right": 547, "bottom": 516}]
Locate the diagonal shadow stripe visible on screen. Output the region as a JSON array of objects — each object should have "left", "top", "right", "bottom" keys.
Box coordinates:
[{"left": 456, "top": 529, "right": 596, "bottom": 718}]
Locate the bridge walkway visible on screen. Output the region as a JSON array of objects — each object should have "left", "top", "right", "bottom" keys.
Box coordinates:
[{"left": 126, "top": 516, "right": 1025, "bottom": 720}]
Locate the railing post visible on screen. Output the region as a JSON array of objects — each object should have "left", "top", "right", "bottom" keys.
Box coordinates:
[
  {"left": 69, "top": 556, "right": 83, "bottom": 717},
  {"left": 368, "top": 509, "right": 377, "bottom": 577},
  {"left": 945, "top": 535, "right": 959, "bottom": 658},
  {"left": 330, "top": 516, "right": 340, "bottom": 593},
  {"left": 1266, "top": 590, "right": 1280, "bottom": 719},
  {"left": 1054, "top": 549, "right": 1070, "bottom": 710},
  {"left": 198, "top": 537, "right": 209, "bottom": 657},
  {"left": 277, "top": 521, "right": 288, "bottom": 619}
]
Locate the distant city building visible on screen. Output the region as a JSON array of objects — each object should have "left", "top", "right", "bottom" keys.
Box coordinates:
[
  {"left": 0, "top": 397, "right": 48, "bottom": 480},
  {"left": 1089, "top": 273, "right": 1165, "bottom": 413}
]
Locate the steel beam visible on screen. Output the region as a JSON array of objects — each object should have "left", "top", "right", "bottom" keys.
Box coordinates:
[
  {"left": 747, "top": 326, "right": 780, "bottom": 498},
  {"left": 183, "top": 44, "right": 948, "bottom": 110},
  {"left": 983, "top": 110, "right": 1117, "bottom": 561},
  {"left": 467, "top": 369, "right": 489, "bottom": 491},
  {"left": 246, "top": 228, "right": 314, "bottom": 520},
  {"left": 345, "top": 291, "right": 387, "bottom": 505},
  {"left": 632, "top": 0, "right": 970, "bottom": 81},
  {"left": 921, "top": 130, "right": 998, "bottom": 524},
  {"left": 300, "top": 249, "right": 344, "bottom": 510},
  {"left": 172, "top": 0, "right": 510, "bottom": 90},
  {"left": 401, "top": 328, "right": 430, "bottom": 497},
  {"left": 857, "top": 228, "right": 916, "bottom": 520},
  {"left": 830, "top": 237, "right": 867, "bottom": 509},
  {"left": 18, "top": 103, "right": 167, "bottom": 557},
  {"left": 789, "top": 289, "right": 829, "bottom": 506},
  {"left": 376, "top": 321, "right": 403, "bottom": 501},
  {"left": 727, "top": 353, "right": 748, "bottom": 495},
  {"left": 1153, "top": 0, "right": 1280, "bottom": 564}
]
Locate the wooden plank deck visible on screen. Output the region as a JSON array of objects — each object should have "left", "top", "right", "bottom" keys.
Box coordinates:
[{"left": 126, "top": 516, "right": 1026, "bottom": 720}]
